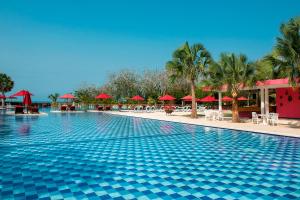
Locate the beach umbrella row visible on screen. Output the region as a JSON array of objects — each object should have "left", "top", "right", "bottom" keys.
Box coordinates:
[
  {"left": 54, "top": 93, "right": 249, "bottom": 103},
  {"left": 181, "top": 95, "right": 249, "bottom": 102}
]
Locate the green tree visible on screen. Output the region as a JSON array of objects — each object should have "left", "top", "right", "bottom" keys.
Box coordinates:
[
  {"left": 206, "top": 53, "right": 256, "bottom": 122},
  {"left": 0, "top": 73, "right": 14, "bottom": 106},
  {"left": 255, "top": 59, "right": 274, "bottom": 81},
  {"left": 74, "top": 84, "right": 100, "bottom": 104},
  {"left": 48, "top": 93, "right": 60, "bottom": 103},
  {"left": 166, "top": 42, "right": 212, "bottom": 118},
  {"left": 107, "top": 69, "right": 141, "bottom": 101},
  {"left": 266, "top": 17, "right": 300, "bottom": 85}
]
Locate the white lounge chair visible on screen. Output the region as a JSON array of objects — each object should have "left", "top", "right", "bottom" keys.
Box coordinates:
[
  {"left": 267, "top": 113, "right": 279, "bottom": 126},
  {"left": 146, "top": 106, "right": 154, "bottom": 113},
  {"left": 204, "top": 110, "right": 213, "bottom": 120},
  {"left": 252, "top": 112, "right": 260, "bottom": 124}
]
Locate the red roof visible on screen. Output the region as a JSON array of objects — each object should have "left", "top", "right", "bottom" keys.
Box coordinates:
[
  {"left": 131, "top": 95, "right": 144, "bottom": 101},
  {"left": 203, "top": 78, "right": 300, "bottom": 92},
  {"left": 59, "top": 93, "right": 76, "bottom": 99},
  {"left": 95, "top": 93, "right": 112, "bottom": 99},
  {"left": 159, "top": 94, "right": 176, "bottom": 101},
  {"left": 255, "top": 78, "right": 298, "bottom": 86}
]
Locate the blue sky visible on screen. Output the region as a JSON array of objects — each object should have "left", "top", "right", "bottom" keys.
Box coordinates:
[{"left": 0, "top": 0, "right": 299, "bottom": 101}]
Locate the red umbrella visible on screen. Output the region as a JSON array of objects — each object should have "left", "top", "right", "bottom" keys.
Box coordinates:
[
  {"left": 0, "top": 94, "right": 6, "bottom": 99},
  {"left": 95, "top": 93, "right": 112, "bottom": 99},
  {"left": 23, "top": 93, "right": 32, "bottom": 105},
  {"left": 181, "top": 95, "right": 201, "bottom": 102},
  {"left": 131, "top": 95, "right": 144, "bottom": 101},
  {"left": 159, "top": 94, "right": 176, "bottom": 101},
  {"left": 59, "top": 94, "right": 76, "bottom": 99},
  {"left": 200, "top": 96, "right": 217, "bottom": 102},
  {"left": 222, "top": 96, "right": 233, "bottom": 102},
  {"left": 11, "top": 90, "right": 33, "bottom": 97},
  {"left": 238, "top": 96, "right": 248, "bottom": 101}
]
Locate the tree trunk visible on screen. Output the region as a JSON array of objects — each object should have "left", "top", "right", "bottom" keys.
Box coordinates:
[
  {"left": 191, "top": 80, "right": 197, "bottom": 118},
  {"left": 232, "top": 91, "right": 240, "bottom": 123}
]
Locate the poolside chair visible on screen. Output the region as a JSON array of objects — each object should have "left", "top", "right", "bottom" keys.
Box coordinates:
[
  {"left": 70, "top": 106, "right": 75, "bottom": 111},
  {"left": 15, "top": 106, "right": 24, "bottom": 114},
  {"left": 204, "top": 110, "right": 214, "bottom": 120},
  {"left": 112, "top": 105, "right": 119, "bottom": 111},
  {"left": 217, "top": 111, "right": 224, "bottom": 121},
  {"left": 251, "top": 112, "right": 260, "bottom": 124},
  {"left": 29, "top": 106, "right": 39, "bottom": 114},
  {"left": 164, "top": 106, "right": 174, "bottom": 115},
  {"left": 104, "top": 106, "right": 111, "bottom": 111},
  {"left": 159, "top": 106, "right": 165, "bottom": 112},
  {"left": 133, "top": 106, "right": 140, "bottom": 112},
  {"left": 267, "top": 113, "right": 279, "bottom": 126},
  {"left": 197, "top": 106, "right": 206, "bottom": 113},
  {"left": 97, "top": 106, "right": 103, "bottom": 111},
  {"left": 151, "top": 106, "right": 156, "bottom": 112},
  {"left": 61, "top": 105, "right": 67, "bottom": 111},
  {"left": 121, "top": 105, "right": 128, "bottom": 111},
  {"left": 145, "top": 106, "right": 152, "bottom": 112}
]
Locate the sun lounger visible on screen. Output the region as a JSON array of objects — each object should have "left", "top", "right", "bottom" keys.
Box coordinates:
[
  {"left": 112, "top": 105, "right": 119, "bottom": 111},
  {"left": 69, "top": 106, "right": 75, "bottom": 111},
  {"left": 15, "top": 106, "right": 24, "bottom": 114},
  {"left": 61, "top": 105, "right": 67, "bottom": 111},
  {"left": 29, "top": 106, "right": 39, "bottom": 114},
  {"left": 97, "top": 106, "right": 104, "bottom": 111}
]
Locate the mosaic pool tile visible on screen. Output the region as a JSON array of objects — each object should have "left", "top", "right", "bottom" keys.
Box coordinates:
[{"left": 0, "top": 112, "right": 300, "bottom": 199}]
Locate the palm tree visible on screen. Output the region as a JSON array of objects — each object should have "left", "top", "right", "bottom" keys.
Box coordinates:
[
  {"left": 0, "top": 73, "right": 14, "bottom": 106},
  {"left": 166, "top": 42, "right": 212, "bottom": 118},
  {"left": 266, "top": 17, "right": 300, "bottom": 85},
  {"left": 48, "top": 93, "right": 60, "bottom": 103},
  {"left": 206, "top": 53, "right": 256, "bottom": 122}
]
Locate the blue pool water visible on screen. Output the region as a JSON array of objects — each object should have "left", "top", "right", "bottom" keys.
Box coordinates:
[{"left": 0, "top": 111, "right": 299, "bottom": 199}]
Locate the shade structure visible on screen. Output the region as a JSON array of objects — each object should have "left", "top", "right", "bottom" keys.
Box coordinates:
[
  {"left": 59, "top": 93, "right": 76, "bottom": 99},
  {"left": 23, "top": 93, "right": 32, "bottom": 105},
  {"left": 131, "top": 95, "right": 144, "bottom": 101},
  {"left": 159, "top": 94, "right": 176, "bottom": 101},
  {"left": 181, "top": 95, "right": 201, "bottom": 102},
  {"left": 222, "top": 96, "right": 233, "bottom": 102},
  {"left": 0, "top": 94, "right": 6, "bottom": 99},
  {"left": 200, "top": 96, "right": 217, "bottom": 102},
  {"left": 95, "top": 93, "right": 112, "bottom": 99},
  {"left": 238, "top": 96, "right": 248, "bottom": 101},
  {"left": 11, "top": 90, "right": 33, "bottom": 97}
]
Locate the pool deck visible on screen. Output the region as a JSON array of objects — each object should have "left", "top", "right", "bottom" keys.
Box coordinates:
[{"left": 106, "top": 111, "right": 300, "bottom": 138}]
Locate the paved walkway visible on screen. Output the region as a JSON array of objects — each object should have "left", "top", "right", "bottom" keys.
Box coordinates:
[{"left": 106, "top": 111, "right": 300, "bottom": 138}]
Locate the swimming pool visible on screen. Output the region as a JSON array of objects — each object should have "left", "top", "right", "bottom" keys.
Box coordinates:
[{"left": 0, "top": 111, "right": 299, "bottom": 199}]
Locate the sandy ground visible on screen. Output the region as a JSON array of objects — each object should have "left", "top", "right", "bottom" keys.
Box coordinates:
[{"left": 106, "top": 111, "right": 300, "bottom": 138}]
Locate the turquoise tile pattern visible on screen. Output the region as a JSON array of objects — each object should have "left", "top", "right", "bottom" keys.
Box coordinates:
[{"left": 0, "top": 111, "right": 300, "bottom": 199}]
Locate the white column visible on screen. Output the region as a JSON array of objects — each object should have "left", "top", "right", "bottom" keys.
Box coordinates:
[
  {"left": 260, "top": 88, "right": 265, "bottom": 114},
  {"left": 218, "top": 92, "right": 222, "bottom": 111},
  {"left": 264, "top": 88, "right": 269, "bottom": 114}
]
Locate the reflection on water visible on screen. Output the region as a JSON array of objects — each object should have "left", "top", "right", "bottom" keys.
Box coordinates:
[
  {"left": 19, "top": 124, "right": 31, "bottom": 135},
  {"left": 160, "top": 124, "right": 173, "bottom": 134}
]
